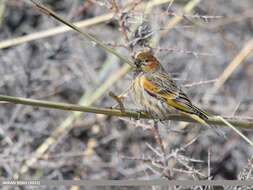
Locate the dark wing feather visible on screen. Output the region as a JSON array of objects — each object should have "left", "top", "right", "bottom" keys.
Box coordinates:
[{"left": 143, "top": 72, "right": 209, "bottom": 119}]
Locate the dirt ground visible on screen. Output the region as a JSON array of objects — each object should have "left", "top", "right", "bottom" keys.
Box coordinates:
[{"left": 0, "top": 0, "right": 253, "bottom": 189}]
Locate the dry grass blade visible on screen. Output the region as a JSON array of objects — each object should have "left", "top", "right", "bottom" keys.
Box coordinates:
[
  {"left": 0, "top": 0, "right": 6, "bottom": 29},
  {"left": 0, "top": 13, "right": 114, "bottom": 49},
  {"left": 30, "top": 0, "right": 134, "bottom": 67},
  {"left": 217, "top": 116, "right": 253, "bottom": 146},
  {"left": 204, "top": 38, "right": 253, "bottom": 102}
]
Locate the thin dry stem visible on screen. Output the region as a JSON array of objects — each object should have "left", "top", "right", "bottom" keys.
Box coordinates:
[
  {"left": 109, "top": 91, "right": 126, "bottom": 114},
  {"left": 111, "top": 0, "right": 131, "bottom": 50},
  {"left": 1, "top": 94, "right": 252, "bottom": 129}
]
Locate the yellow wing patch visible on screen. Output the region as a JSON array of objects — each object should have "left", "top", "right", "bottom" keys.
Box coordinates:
[
  {"left": 185, "top": 113, "right": 210, "bottom": 127},
  {"left": 141, "top": 75, "right": 191, "bottom": 112},
  {"left": 167, "top": 99, "right": 189, "bottom": 112}
]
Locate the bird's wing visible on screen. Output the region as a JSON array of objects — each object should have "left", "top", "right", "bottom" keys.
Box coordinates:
[{"left": 141, "top": 72, "right": 201, "bottom": 115}]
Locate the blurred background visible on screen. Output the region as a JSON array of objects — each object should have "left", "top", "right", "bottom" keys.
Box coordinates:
[{"left": 0, "top": 0, "right": 253, "bottom": 188}]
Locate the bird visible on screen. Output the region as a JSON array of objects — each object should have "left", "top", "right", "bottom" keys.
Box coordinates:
[{"left": 131, "top": 50, "right": 211, "bottom": 128}]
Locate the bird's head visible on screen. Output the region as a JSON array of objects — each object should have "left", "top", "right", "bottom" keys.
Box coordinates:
[{"left": 133, "top": 51, "right": 159, "bottom": 72}]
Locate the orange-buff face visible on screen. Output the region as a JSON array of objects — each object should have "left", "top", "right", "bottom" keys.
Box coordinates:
[{"left": 134, "top": 51, "right": 159, "bottom": 72}]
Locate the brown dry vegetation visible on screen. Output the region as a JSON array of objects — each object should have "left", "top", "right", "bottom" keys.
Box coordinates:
[{"left": 0, "top": 0, "right": 253, "bottom": 189}]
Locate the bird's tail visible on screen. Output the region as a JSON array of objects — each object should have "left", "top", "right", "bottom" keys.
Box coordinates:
[
  {"left": 183, "top": 107, "right": 226, "bottom": 137},
  {"left": 185, "top": 112, "right": 210, "bottom": 127},
  {"left": 192, "top": 104, "right": 211, "bottom": 120}
]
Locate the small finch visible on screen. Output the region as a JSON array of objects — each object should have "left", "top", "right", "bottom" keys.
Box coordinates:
[{"left": 131, "top": 50, "right": 211, "bottom": 127}]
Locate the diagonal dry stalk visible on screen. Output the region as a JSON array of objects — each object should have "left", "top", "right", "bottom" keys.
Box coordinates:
[
  {"left": 109, "top": 91, "right": 126, "bottom": 114},
  {"left": 0, "top": 12, "right": 114, "bottom": 49},
  {"left": 204, "top": 38, "right": 253, "bottom": 102},
  {"left": 0, "top": 0, "right": 6, "bottom": 29},
  {"left": 30, "top": 0, "right": 134, "bottom": 67},
  {"left": 217, "top": 116, "right": 253, "bottom": 146}
]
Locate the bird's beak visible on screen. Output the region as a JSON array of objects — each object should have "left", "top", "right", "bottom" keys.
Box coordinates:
[{"left": 134, "top": 59, "right": 141, "bottom": 68}]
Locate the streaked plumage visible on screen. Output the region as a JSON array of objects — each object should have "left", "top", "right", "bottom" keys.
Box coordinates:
[{"left": 131, "top": 51, "right": 210, "bottom": 127}]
